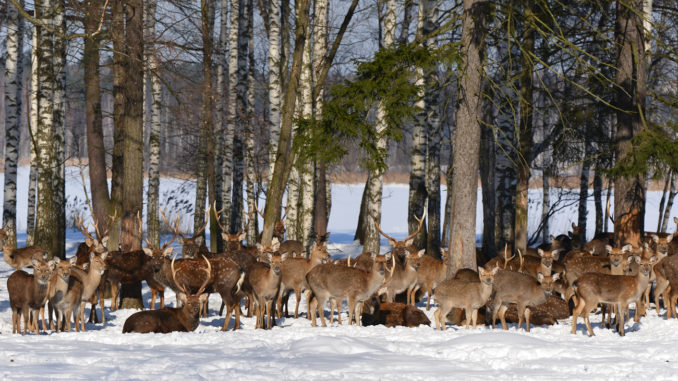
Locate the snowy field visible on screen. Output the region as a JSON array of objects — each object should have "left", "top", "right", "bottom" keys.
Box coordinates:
[{"left": 1, "top": 168, "right": 678, "bottom": 379}]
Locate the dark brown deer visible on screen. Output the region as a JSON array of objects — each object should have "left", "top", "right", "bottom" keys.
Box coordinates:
[
  {"left": 8, "top": 257, "right": 58, "bottom": 334},
  {"left": 361, "top": 297, "right": 430, "bottom": 327},
  {"left": 163, "top": 209, "right": 209, "bottom": 259},
  {"left": 374, "top": 211, "right": 426, "bottom": 303},
  {"left": 122, "top": 255, "right": 211, "bottom": 333}
]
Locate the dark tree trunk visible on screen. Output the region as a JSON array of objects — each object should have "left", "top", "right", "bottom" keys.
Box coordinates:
[
  {"left": 479, "top": 94, "right": 496, "bottom": 259},
  {"left": 594, "top": 170, "right": 603, "bottom": 236},
  {"left": 613, "top": 0, "right": 646, "bottom": 247}
]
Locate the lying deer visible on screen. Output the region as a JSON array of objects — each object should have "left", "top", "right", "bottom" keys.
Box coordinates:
[
  {"left": 307, "top": 252, "right": 395, "bottom": 327},
  {"left": 8, "top": 257, "right": 58, "bottom": 334},
  {"left": 571, "top": 254, "right": 657, "bottom": 336},
  {"left": 122, "top": 255, "right": 211, "bottom": 333},
  {"left": 434, "top": 266, "right": 499, "bottom": 330},
  {"left": 361, "top": 297, "right": 430, "bottom": 327}
]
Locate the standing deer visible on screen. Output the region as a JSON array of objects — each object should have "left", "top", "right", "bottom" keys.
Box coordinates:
[
  {"left": 0, "top": 226, "right": 48, "bottom": 270},
  {"left": 246, "top": 240, "right": 288, "bottom": 329},
  {"left": 374, "top": 211, "right": 426, "bottom": 303},
  {"left": 306, "top": 252, "right": 395, "bottom": 327},
  {"left": 434, "top": 266, "right": 499, "bottom": 330},
  {"left": 277, "top": 241, "right": 331, "bottom": 318},
  {"left": 69, "top": 252, "right": 108, "bottom": 331},
  {"left": 122, "top": 255, "right": 211, "bottom": 333},
  {"left": 8, "top": 257, "right": 58, "bottom": 334},
  {"left": 48, "top": 257, "right": 81, "bottom": 332},
  {"left": 571, "top": 254, "right": 658, "bottom": 336}
]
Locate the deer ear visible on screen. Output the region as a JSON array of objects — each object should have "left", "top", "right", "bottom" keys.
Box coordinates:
[
  {"left": 622, "top": 244, "right": 632, "bottom": 253},
  {"left": 405, "top": 238, "right": 414, "bottom": 247},
  {"left": 85, "top": 238, "right": 94, "bottom": 248},
  {"left": 177, "top": 236, "right": 184, "bottom": 245},
  {"left": 143, "top": 248, "right": 154, "bottom": 257},
  {"left": 221, "top": 232, "right": 229, "bottom": 241},
  {"left": 89, "top": 252, "right": 95, "bottom": 262},
  {"left": 266, "top": 253, "right": 273, "bottom": 262},
  {"left": 478, "top": 266, "right": 485, "bottom": 273},
  {"left": 281, "top": 252, "right": 289, "bottom": 261},
  {"left": 69, "top": 256, "right": 78, "bottom": 266},
  {"left": 417, "top": 249, "right": 425, "bottom": 258},
  {"left": 553, "top": 272, "right": 561, "bottom": 281},
  {"left": 83, "top": 262, "right": 90, "bottom": 270},
  {"left": 388, "top": 239, "right": 397, "bottom": 247},
  {"left": 572, "top": 222, "right": 576, "bottom": 229},
  {"left": 101, "top": 236, "right": 109, "bottom": 246},
  {"left": 605, "top": 245, "right": 613, "bottom": 254},
  {"left": 31, "top": 258, "right": 40, "bottom": 268},
  {"left": 163, "top": 246, "right": 174, "bottom": 257},
  {"left": 552, "top": 250, "right": 560, "bottom": 261},
  {"left": 195, "top": 236, "right": 204, "bottom": 246},
  {"left": 176, "top": 293, "right": 187, "bottom": 305},
  {"left": 100, "top": 251, "right": 108, "bottom": 260},
  {"left": 272, "top": 240, "right": 280, "bottom": 252},
  {"left": 549, "top": 234, "right": 556, "bottom": 241},
  {"left": 537, "top": 272, "right": 544, "bottom": 282},
  {"left": 256, "top": 243, "right": 264, "bottom": 252},
  {"left": 272, "top": 237, "right": 280, "bottom": 245},
  {"left": 199, "top": 293, "right": 209, "bottom": 303},
  {"left": 652, "top": 234, "right": 659, "bottom": 243},
  {"left": 372, "top": 252, "right": 379, "bottom": 260},
  {"left": 238, "top": 232, "right": 247, "bottom": 241},
  {"left": 538, "top": 248, "right": 544, "bottom": 257},
  {"left": 668, "top": 234, "right": 674, "bottom": 243}
]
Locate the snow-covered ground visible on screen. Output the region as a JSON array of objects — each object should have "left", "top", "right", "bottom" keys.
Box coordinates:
[{"left": 1, "top": 168, "right": 678, "bottom": 379}]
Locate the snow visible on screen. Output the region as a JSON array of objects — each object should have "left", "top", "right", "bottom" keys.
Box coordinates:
[{"left": 1, "top": 168, "right": 678, "bottom": 379}]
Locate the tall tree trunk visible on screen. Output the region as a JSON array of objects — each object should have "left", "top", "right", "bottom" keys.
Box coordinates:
[
  {"left": 354, "top": 181, "right": 369, "bottom": 243},
  {"left": 424, "top": 2, "right": 441, "bottom": 257},
  {"left": 261, "top": 0, "right": 312, "bottom": 247},
  {"left": 231, "top": 0, "right": 248, "bottom": 235},
  {"left": 613, "top": 0, "right": 647, "bottom": 247},
  {"left": 479, "top": 91, "right": 496, "bottom": 258},
  {"left": 398, "top": 0, "right": 413, "bottom": 44},
  {"left": 594, "top": 170, "right": 603, "bottom": 236},
  {"left": 26, "top": 25, "right": 39, "bottom": 246},
  {"left": 541, "top": 168, "right": 550, "bottom": 244},
  {"left": 34, "top": 0, "right": 59, "bottom": 259},
  {"left": 577, "top": 133, "right": 593, "bottom": 242},
  {"left": 119, "top": 0, "right": 145, "bottom": 309},
  {"left": 222, "top": 0, "right": 241, "bottom": 236},
  {"left": 53, "top": 0, "right": 66, "bottom": 259},
  {"left": 85, "top": 0, "right": 110, "bottom": 240},
  {"left": 3, "top": 0, "right": 25, "bottom": 249},
  {"left": 145, "top": 0, "right": 162, "bottom": 248},
  {"left": 245, "top": 0, "right": 258, "bottom": 246},
  {"left": 658, "top": 170, "right": 672, "bottom": 232},
  {"left": 447, "top": 0, "right": 488, "bottom": 276},
  {"left": 363, "top": 0, "right": 396, "bottom": 255},
  {"left": 661, "top": 172, "right": 677, "bottom": 233},
  {"left": 513, "top": 0, "right": 535, "bottom": 256},
  {"left": 109, "top": 0, "right": 125, "bottom": 252},
  {"left": 215, "top": 0, "right": 229, "bottom": 243},
  {"left": 267, "top": 0, "right": 282, "bottom": 183},
  {"left": 442, "top": 146, "right": 453, "bottom": 248},
  {"left": 408, "top": 1, "right": 429, "bottom": 250}
]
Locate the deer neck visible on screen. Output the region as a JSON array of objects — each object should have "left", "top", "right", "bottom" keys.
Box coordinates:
[
  {"left": 51, "top": 273, "right": 70, "bottom": 300},
  {"left": 480, "top": 280, "right": 493, "bottom": 300},
  {"left": 539, "top": 263, "right": 552, "bottom": 276},
  {"left": 365, "top": 267, "right": 387, "bottom": 297},
  {"left": 32, "top": 276, "right": 51, "bottom": 304}
]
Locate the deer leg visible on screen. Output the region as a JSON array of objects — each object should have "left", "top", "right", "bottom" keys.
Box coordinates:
[
  {"left": 516, "top": 304, "right": 526, "bottom": 331},
  {"left": 490, "top": 300, "right": 501, "bottom": 329},
  {"left": 110, "top": 282, "right": 119, "bottom": 311},
  {"left": 222, "top": 304, "right": 234, "bottom": 331},
  {"left": 309, "top": 296, "right": 318, "bottom": 327},
  {"left": 464, "top": 308, "right": 471, "bottom": 330},
  {"left": 266, "top": 299, "right": 275, "bottom": 329},
  {"left": 655, "top": 278, "right": 669, "bottom": 314},
  {"left": 318, "top": 296, "right": 328, "bottom": 327},
  {"left": 634, "top": 298, "right": 643, "bottom": 323},
  {"left": 48, "top": 302, "right": 55, "bottom": 331},
  {"left": 150, "top": 289, "right": 157, "bottom": 310},
  {"left": 525, "top": 307, "right": 531, "bottom": 332},
  {"left": 347, "top": 296, "right": 356, "bottom": 326},
  {"left": 670, "top": 291, "right": 678, "bottom": 319},
  {"left": 471, "top": 308, "right": 478, "bottom": 329},
  {"left": 618, "top": 304, "right": 626, "bottom": 336},
  {"left": 23, "top": 309, "right": 30, "bottom": 335},
  {"left": 426, "top": 285, "right": 433, "bottom": 311},
  {"left": 498, "top": 305, "right": 508, "bottom": 330},
  {"left": 294, "top": 288, "right": 302, "bottom": 319},
  {"left": 79, "top": 301, "right": 87, "bottom": 331},
  {"left": 40, "top": 306, "right": 47, "bottom": 332}
]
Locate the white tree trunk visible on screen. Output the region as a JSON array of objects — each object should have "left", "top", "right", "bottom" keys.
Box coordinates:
[
  {"left": 215, "top": 0, "right": 229, "bottom": 216},
  {"left": 145, "top": 0, "right": 161, "bottom": 247},
  {"left": 298, "top": 21, "right": 314, "bottom": 250},
  {"left": 3, "top": 0, "right": 25, "bottom": 248},
  {"left": 267, "top": 0, "right": 282, "bottom": 183},
  {"left": 363, "top": 0, "right": 396, "bottom": 255},
  {"left": 53, "top": 0, "right": 67, "bottom": 258},
  {"left": 245, "top": 0, "right": 258, "bottom": 246},
  {"left": 26, "top": 25, "right": 39, "bottom": 245}
]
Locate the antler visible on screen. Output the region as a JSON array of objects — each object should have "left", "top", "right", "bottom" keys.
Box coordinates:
[
  {"left": 196, "top": 255, "right": 212, "bottom": 295},
  {"left": 142, "top": 210, "right": 178, "bottom": 250},
  {"left": 517, "top": 249, "right": 524, "bottom": 272},
  {"left": 403, "top": 210, "right": 427, "bottom": 243},
  {"left": 137, "top": 211, "right": 154, "bottom": 249},
  {"left": 212, "top": 201, "right": 229, "bottom": 234},
  {"left": 373, "top": 218, "right": 398, "bottom": 243},
  {"left": 161, "top": 209, "right": 185, "bottom": 239},
  {"left": 193, "top": 207, "right": 211, "bottom": 238},
  {"left": 254, "top": 200, "right": 265, "bottom": 219},
  {"left": 75, "top": 213, "right": 96, "bottom": 242},
  {"left": 92, "top": 209, "right": 117, "bottom": 242},
  {"left": 170, "top": 252, "right": 188, "bottom": 295},
  {"left": 503, "top": 244, "right": 515, "bottom": 269}
]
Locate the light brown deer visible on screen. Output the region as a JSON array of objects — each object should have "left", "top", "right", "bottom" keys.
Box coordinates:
[
  {"left": 407, "top": 247, "right": 448, "bottom": 310},
  {"left": 0, "top": 226, "right": 49, "bottom": 270},
  {"left": 69, "top": 252, "right": 108, "bottom": 331},
  {"left": 571, "top": 254, "right": 657, "bottom": 336},
  {"left": 246, "top": 240, "right": 288, "bottom": 329},
  {"left": 374, "top": 211, "right": 426, "bottom": 303},
  {"left": 277, "top": 241, "right": 331, "bottom": 318},
  {"left": 490, "top": 270, "right": 560, "bottom": 332},
  {"left": 434, "top": 266, "right": 499, "bottom": 330},
  {"left": 307, "top": 253, "right": 395, "bottom": 327},
  {"left": 7, "top": 258, "right": 58, "bottom": 334},
  {"left": 563, "top": 246, "right": 629, "bottom": 302},
  {"left": 122, "top": 255, "right": 211, "bottom": 333},
  {"left": 47, "top": 257, "right": 81, "bottom": 332}
]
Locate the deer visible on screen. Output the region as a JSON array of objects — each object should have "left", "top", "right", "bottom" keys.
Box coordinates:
[
  {"left": 490, "top": 270, "right": 560, "bottom": 332},
  {"left": 361, "top": 297, "right": 430, "bottom": 327},
  {"left": 406, "top": 247, "right": 448, "bottom": 310},
  {"left": 374, "top": 211, "right": 426, "bottom": 303},
  {"left": 66, "top": 251, "right": 109, "bottom": 331},
  {"left": 47, "top": 257, "right": 81, "bottom": 332},
  {"left": 277, "top": 241, "right": 331, "bottom": 319},
  {"left": 307, "top": 252, "right": 396, "bottom": 327},
  {"left": 246, "top": 239, "right": 288, "bottom": 329},
  {"left": 172, "top": 209, "right": 210, "bottom": 259},
  {"left": 122, "top": 255, "right": 212, "bottom": 333},
  {"left": 434, "top": 266, "right": 499, "bottom": 330},
  {"left": 485, "top": 244, "right": 523, "bottom": 271},
  {"left": 8, "top": 257, "right": 58, "bottom": 334},
  {"left": 0, "top": 226, "right": 49, "bottom": 270},
  {"left": 563, "top": 246, "right": 629, "bottom": 302},
  {"left": 571, "top": 254, "right": 658, "bottom": 336}
]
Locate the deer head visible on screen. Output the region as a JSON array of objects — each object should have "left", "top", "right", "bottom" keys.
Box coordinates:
[{"left": 374, "top": 210, "right": 426, "bottom": 259}]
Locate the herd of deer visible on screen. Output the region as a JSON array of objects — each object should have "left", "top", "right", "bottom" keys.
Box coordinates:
[{"left": 5, "top": 204, "right": 678, "bottom": 337}]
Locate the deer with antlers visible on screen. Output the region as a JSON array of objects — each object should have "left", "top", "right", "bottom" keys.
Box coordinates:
[
  {"left": 374, "top": 211, "right": 427, "bottom": 303},
  {"left": 122, "top": 255, "right": 212, "bottom": 333}
]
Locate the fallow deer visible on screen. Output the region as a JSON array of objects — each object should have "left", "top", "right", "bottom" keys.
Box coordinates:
[
  {"left": 8, "top": 257, "right": 58, "bottom": 334},
  {"left": 571, "top": 254, "right": 658, "bottom": 336},
  {"left": 277, "top": 241, "right": 331, "bottom": 318},
  {"left": 434, "top": 266, "right": 499, "bottom": 330},
  {"left": 246, "top": 240, "right": 288, "bottom": 329},
  {"left": 361, "top": 297, "right": 430, "bottom": 327},
  {"left": 306, "top": 252, "right": 395, "bottom": 327},
  {"left": 69, "top": 252, "right": 108, "bottom": 331},
  {"left": 374, "top": 211, "right": 426, "bottom": 303},
  {"left": 122, "top": 255, "right": 211, "bottom": 333},
  {"left": 406, "top": 247, "right": 448, "bottom": 310},
  {"left": 490, "top": 270, "right": 560, "bottom": 332},
  {"left": 47, "top": 257, "right": 81, "bottom": 332}
]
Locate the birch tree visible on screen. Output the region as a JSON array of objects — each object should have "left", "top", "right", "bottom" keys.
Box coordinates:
[
  {"left": 231, "top": 0, "right": 248, "bottom": 235},
  {"left": 268, "top": 0, "right": 282, "bottom": 183},
  {"left": 363, "top": 0, "right": 396, "bottom": 255},
  {"left": 245, "top": 0, "right": 258, "bottom": 246},
  {"left": 3, "top": 0, "right": 25, "bottom": 248}
]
